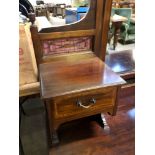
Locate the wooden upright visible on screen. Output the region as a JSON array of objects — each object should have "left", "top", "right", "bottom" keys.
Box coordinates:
[{"left": 30, "top": 0, "right": 125, "bottom": 146}]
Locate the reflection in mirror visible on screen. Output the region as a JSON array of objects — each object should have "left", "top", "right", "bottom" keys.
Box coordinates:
[
  {"left": 106, "top": 0, "right": 135, "bottom": 54},
  {"left": 105, "top": 0, "right": 135, "bottom": 76},
  {"left": 29, "top": 0, "right": 90, "bottom": 27}
]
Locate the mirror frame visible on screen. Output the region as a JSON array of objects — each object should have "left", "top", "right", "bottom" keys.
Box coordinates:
[{"left": 30, "top": 0, "right": 113, "bottom": 63}]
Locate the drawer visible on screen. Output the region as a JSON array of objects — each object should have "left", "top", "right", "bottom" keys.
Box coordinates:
[{"left": 54, "top": 87, "right": 117, "bottom": 118}]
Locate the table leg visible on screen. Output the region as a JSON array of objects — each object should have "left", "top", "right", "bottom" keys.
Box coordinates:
[
  {"left": 45, "top": 101, "right": 60, "bottom": 146},
  {"left": 112, "top": 21, "right": 123, "bottom": 50},
  {"left": 108, "top": 31, "right": 114, "bottom": 46}
]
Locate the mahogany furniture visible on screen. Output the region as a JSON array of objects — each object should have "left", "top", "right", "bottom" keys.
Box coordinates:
[
  {"left": 109, "top": 14, "right": 127, "bottom": 49},
  {"left": 30, "top": 0, "right": 113, "bottom": 62},
  {"left": 29, "top": 0, "right": 126, "bottom": 145},
  {"left": 40, "top": 52, "right": 125, "bottom": 144}
]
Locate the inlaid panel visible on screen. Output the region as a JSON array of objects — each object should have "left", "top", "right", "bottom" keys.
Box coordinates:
[{"left": 42, "top": 36, "right": 92, "bottom": 56}]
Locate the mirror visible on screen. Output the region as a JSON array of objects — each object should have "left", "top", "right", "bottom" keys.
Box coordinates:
[
  {"left": 105, "top": 0, "right": 135, "bottom": 77},
  {"left": 29, "top": 0, "right": 90, "bottom": 27},
  {"left": 106, "top": 0, "right": 135, "bottom": 53}
]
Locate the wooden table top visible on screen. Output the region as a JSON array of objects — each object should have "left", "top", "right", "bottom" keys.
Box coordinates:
[{"left": 39, "top": 52, "right": 125, "bottom": 99}]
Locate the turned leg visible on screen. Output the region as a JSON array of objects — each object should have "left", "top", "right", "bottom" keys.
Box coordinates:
[
  {"left": 113, "top": 26, "right": 120, "bottom": 50},
  {"left": 108, "top": 31, "right": 113, "bottom": 46},
  {"left": 112, "top": 21, "right": 123, "bottom": 50}
]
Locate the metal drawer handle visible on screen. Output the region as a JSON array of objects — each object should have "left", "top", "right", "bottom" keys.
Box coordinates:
[{"left": 76, "top": 98, "right": 96, "bottom": 109}]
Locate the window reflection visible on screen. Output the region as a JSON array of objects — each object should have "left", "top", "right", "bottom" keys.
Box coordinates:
[{"left": 112, "top": 63, "right": 125, "bottom": 73}]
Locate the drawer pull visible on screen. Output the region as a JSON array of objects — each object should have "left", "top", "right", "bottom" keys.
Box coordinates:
[{"left": 76, "top": 98, "right": 96, "bottom": 109}]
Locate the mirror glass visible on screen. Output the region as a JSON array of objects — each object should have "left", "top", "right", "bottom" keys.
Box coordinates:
[
  {"left": 106, "top": 0, "right": 135, "bottom": 53},
  {"left": 29, "top": 0, "right": 90, "bottom": 27},
  {"left": 105, "top": 0, "right": 135, "bottom": 75}
]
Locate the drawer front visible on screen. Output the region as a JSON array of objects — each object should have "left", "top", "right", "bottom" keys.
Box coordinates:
[{"left": 54, "top": 87, "right": 117, "bottom": 118}]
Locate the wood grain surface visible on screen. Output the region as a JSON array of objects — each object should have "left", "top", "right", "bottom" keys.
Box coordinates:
[{"left": 40, "top": 52, "right": 125, "bottom": 99}]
